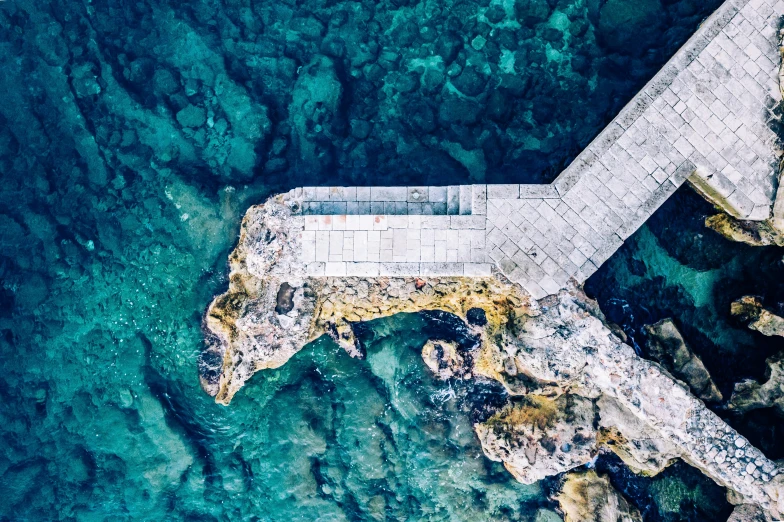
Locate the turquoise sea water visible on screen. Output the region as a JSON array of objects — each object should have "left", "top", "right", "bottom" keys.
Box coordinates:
[{"left": 0, "top": 0, "right": 770, "bottom": 520}]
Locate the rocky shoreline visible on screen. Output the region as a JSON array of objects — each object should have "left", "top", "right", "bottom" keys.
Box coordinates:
[{"left": 202, "top": 191, "right": 784, "bottom": 518}]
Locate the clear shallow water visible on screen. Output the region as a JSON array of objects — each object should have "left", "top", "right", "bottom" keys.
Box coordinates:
[{"left": 0, "top": 0, "right": 760, "bottom": 519}]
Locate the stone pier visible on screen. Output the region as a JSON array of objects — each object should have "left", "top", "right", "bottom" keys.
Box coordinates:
[
  {"left": 205, "top": 0, "right": 784, "bottom": 517},
  {"left": 293, "top": 0, "right": 783, "bottom": 298}
]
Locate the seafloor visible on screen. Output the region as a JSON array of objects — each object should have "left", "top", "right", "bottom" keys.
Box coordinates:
[{"left": 1, "top": 0, "right": 782, "bottom": 520}]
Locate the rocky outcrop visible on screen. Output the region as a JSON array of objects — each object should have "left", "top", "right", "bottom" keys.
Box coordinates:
[
  {"left": 421, "top": 340, "right": 468, "bottom": 380},
  {"left": 729, "top": 353, "right": 784, "bottom": 417},
  {"left": 475, "top": 394, "right": 597, "bottom": 484},
  {"left": 705, "top": 214, "right": 784, "bottom": 247},
  {"left": 203, "top": 193, "right": 784, "bottom": 517},
  {"left": 554, "top": 470, "right": 642, "bottom": 522},
  {"left": 596, "top": 395, "right": 681, "bottom": 476},
  {"left": 731, "top": 296, "right": 784, "bottom": 338},
  {"left": 727, "top": 504, "right": 768, "bottom": 522},
  {"left": 643, "top": 319, "right": 722, "bottom": 402}
]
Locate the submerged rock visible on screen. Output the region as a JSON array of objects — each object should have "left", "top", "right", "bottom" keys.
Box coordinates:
[
  {"left": 729, "top": 353, "right": 784, "bottom": 416},
  {"left": 289, "top": 56, "right": 344, "bottom": 172},
  {"left": 731, "top": 296, "right": 784, "bottom": 338},
  {"left": 554, "top": 470, "right": 642, "bottom": 522},
  {"left": 643, "top": 319, "right": 723, "bottom": 402}
]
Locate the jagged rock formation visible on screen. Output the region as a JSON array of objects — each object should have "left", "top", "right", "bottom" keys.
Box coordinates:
[
  {"left": 730, "top": 353, "right": 784, "bottom": 417},
  {"left": 204, "top": 193, "right": 784, "bottom": 517},
  {"left": 421, "top": 340, "right": 468, "bottom": 380},
  {"left": 705, "top": 213, "right": 784, "bottom": 247},
  {"left": 643, "top": 319, "right": 722, "bottom": 402},
  {"left": 731, "top": 296, "right": 784, "bottom": 338},
  {"left": 728, "top": 504, "right": 768, "bottom": 522},
  {"left": 475, "top": 394, "right": 597, "bottom": 484},
  {"left": 596, "top": 395, "right": 682, "bottom": 476},
  {"left": 554, "top": 470, "right": 642, "bottom": 522}
]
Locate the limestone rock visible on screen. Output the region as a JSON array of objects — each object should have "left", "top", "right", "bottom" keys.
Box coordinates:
[
  {"left": 596, "top": 395, "right": 681, "bottom": 476},
  {"left": 727, "top": 504, "right": 767, "bottom": 522},
  {"left": 731, "top": 296, "right": 784, "bottom": 338},
  {"left": 643, "top": 319, "right": 723, "bottom": 402},
  {"left": 201, "top": 193, "right": 317, "bottom": 403},
  {"left": 705, "top": 214, "right": 784, "bottom": 247},
  {"left": 474, "top": 394, "right": 598, "bottom": 484},
  {"left": 421, "top": 340, "right": 468, "bottom": 380},
  {"left": 729, "top": 353, "right": 784, "bottom": 416},
  {"left": 554, "top": 470, "right": 642, "bottom": 522}
]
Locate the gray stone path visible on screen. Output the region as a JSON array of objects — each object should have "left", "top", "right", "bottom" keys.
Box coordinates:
[{"left": 291, "top": 0, "right": 783, "bottom": 299}]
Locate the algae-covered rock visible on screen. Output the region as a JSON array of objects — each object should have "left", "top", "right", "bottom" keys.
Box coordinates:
[
  {"left": 705, "top": 214, "right": 784, "bottom": 247},
  {"left": 729, "top": 353, "right": 784, "bottom": 416},
  {"left": 514, "top": 0, "right": 552, "bottom": 26},
  {"left": 731, "top": 296, "right": 784, "bottom": 338},
  {"left": 554, "top": 470, "right": 642, "bottom": 522},
  {"left": 475, "top": 394, "right": 598, "bottom": 484},
  {"left": 176, "top": 104, "right": 207, "bottom": 128},
  {"left": 289, "top": 56, "right": 344, "bottom": 173},
  {"left": 421, "top": 340, "right": 468, "bottom": 380},
  {"left": 643, "top": 319, "right": 722, "bottom": 402}
]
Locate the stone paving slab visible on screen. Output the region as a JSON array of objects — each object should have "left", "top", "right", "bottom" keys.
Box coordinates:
[{"left": 291, "top": 0, "right": 783, "bottom": 299}]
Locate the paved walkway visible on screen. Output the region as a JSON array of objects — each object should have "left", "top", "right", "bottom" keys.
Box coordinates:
[{"left": 292, "top": 0, "right": 783, "bottom": 299}]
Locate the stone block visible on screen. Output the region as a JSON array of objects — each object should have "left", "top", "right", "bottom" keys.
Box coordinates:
[
  {"left": 345, "top": 262, "right": 380, "bottom": 277},
  {"left": 429, "top": 186, "right": 448, "bottom": 203},
  {"left": 408, "top": 186, "right": 429, "bottom": 203},
  {"left": 487, "top": 184, "right": 519, "bottom": 199},
  {"left": 519, "top": 185, "right": 559, "bottom": 198},
  {"left": 420, "top": 262, "right": 464, "bottom": 276},
  {"left": 459, "top": 185, "right": 472, "bottom": 215},
  {"left": 371, "top": 187, "right": 407, "bottom": 202},
  {"left": 447, "top": 186, "right": 460, "bottom": 214},
  {"left": 472, "top": 185, "right": 487, "bottom": 215},
  {"left": 324, "top": 262, "right": 347, "bottom": 276},
  {"left": 378, "top": 263, "right": 421, "bottom": 276},
  {"left": 450, "top": 216, "right": 486, "bottom": 229},
  {"left": 464, "top": 263, "right": 492, "bottom": 276}
]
